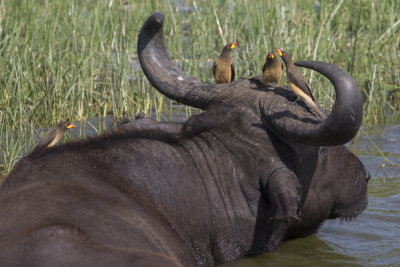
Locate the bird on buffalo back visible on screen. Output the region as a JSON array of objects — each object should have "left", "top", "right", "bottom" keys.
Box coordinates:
[
  {"left": 261, "top": 52, "right": 283, "bottom": 85},
  {"left": 213, "top": 42, "right": 238, "bottom": 84},
  {"left": 275, "top": 49, "right": 315, "bottom": 100},
  {"left": 32, "top": 120, "right": 76, "bottom": 152},
  {"left": 276, "top": 49, "right": 325, "bottom": 118}
]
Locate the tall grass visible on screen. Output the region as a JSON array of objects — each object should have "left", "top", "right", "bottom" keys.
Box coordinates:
[{"left": 0, "top": 0, "right": 399, "bottom": 175}]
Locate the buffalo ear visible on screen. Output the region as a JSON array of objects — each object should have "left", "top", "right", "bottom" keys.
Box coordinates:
[{"left": 259, "top": 166, "right": 301, "bottom": 221}]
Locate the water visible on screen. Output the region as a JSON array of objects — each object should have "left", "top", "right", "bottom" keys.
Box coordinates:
[{"left": 222, "top": 125, "right": 400, "bottom": 266}]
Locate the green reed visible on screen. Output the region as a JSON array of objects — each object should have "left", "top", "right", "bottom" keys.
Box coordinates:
[{"left": 0, "top": 0, "right": 399, "bottom": 175}]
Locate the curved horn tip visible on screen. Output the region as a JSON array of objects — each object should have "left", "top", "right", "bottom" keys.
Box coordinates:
[
  {"left": 140, "top": 13, "right": 165, "bottom": 34},
  {"left": 294, "top": 60, "right": 351, "bottom": 76},
  {"left": 294, "top": 60, "right": 319, "bottom": 69},
  {"left": 294, "top": 60, "right": 330, "bottom": 71},
  {"left": 290, "top": 60, "right": 363, "bottom": 145},
  {"left": 294, "top": 60, "right": 360, "bottom": 94},
  {"left": 138, "top": 12, "right": 166, "bottom": 55},
  {"left": 149, "top": 12, "right": 164, "bottom": 25}
]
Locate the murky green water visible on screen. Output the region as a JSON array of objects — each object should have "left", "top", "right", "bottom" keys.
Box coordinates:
[{"left": 222, "top": 125, "right": 400, "bottom": 266}]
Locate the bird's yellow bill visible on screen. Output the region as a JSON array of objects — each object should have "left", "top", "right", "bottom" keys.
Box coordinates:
[
  {"left": 268, "top": 53, "right": 275, "bottom": 59},
  {"left": 275, "top": 49, "right": 282, "bottom": 57},
  {"left": 231, "top": 42, "right": 238, "bottom": 49},
  {"left": 66, "top": 124, "right": 76, "bottom": 129}
]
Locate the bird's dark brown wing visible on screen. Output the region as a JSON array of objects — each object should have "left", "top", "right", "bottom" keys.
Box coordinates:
[
  {"left": 262, "top": 62, "right": 267, "bottom": 73},
  {"left": 34, "top": 128, "right": 57, "bottom": 150},
  {"left": 287, "top": 68, "right": 315, "bottom": 101},
  {"left": 231, "top": 63, "right": 235, "bottom": 82},
  {"left": 213, "top": 61, "right": 217, "bottom": 77}
]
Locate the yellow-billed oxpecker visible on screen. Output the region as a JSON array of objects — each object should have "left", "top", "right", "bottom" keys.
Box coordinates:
[
  {"left": 213, "top": 42, "right": 238, "bottom": 84},
  {"left": 33, "top": 120, "right": 76, "bottom": 151},
  {"left": 261, "top": 52, "right": 283, "bottom": 85},
  {"left": 276, "top": 49, "right": 325, "bottom": 118}
]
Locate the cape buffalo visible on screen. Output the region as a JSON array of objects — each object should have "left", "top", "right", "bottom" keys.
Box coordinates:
[{"left": 0, "top": 13, "right": 369, "bottom": 266}]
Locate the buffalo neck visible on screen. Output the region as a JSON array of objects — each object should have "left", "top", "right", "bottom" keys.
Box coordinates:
[{"left": 123, "top": 107, "right": 273, "bottom": 265}]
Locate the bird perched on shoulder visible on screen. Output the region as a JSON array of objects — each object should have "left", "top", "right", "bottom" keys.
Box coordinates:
[
  {"left": 213, "top": 42, "right": 238, "bottom": 84},
  {"left": 261, "top": 52, "right": 283, "bottom": 85},
  {"left": 32, "top": 120, "right": 76, "bottom": 152},
  {"left": 276, "top": 49, "right": 325, "bottom": 118},
  {"left": 276, "top": 49, "right": 315, "bottom": 100}
]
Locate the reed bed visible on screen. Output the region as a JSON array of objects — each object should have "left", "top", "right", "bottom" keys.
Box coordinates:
[{"left": 0, "top": 0, "right": 399, "bottom": 176}]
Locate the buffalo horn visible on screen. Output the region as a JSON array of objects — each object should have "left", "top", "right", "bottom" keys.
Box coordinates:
[
  {"left": 263, "top": 61, "right": 363, "bottom": 146},
  {"left": 138, "top": 12, "right": 232, "bottom": 110}
]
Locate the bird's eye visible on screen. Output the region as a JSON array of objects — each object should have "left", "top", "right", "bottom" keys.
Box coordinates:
[{"left": 283, "top": 52, "right": 286, "bottom": 55}]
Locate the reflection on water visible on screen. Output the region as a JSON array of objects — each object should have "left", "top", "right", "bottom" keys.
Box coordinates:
[
  {"left": 223, "top": 235, "right": 363, "bottom": 266},
  {"left": 221, "top": 125, "right": 400, "bottom": 266}
]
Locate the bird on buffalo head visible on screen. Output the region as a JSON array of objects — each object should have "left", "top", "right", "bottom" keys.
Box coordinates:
[
  {"left": 213, "top": 42, "right": 238, "bottom": 84},
  {"left": 261, "top": 52, "right": 283, "bottom": 85},
  {"left": 276, "top": 48, "right": 325, "bottom": 118},
  {"left": 32, "top": 120, "right": 76, "bottom": 152}
]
